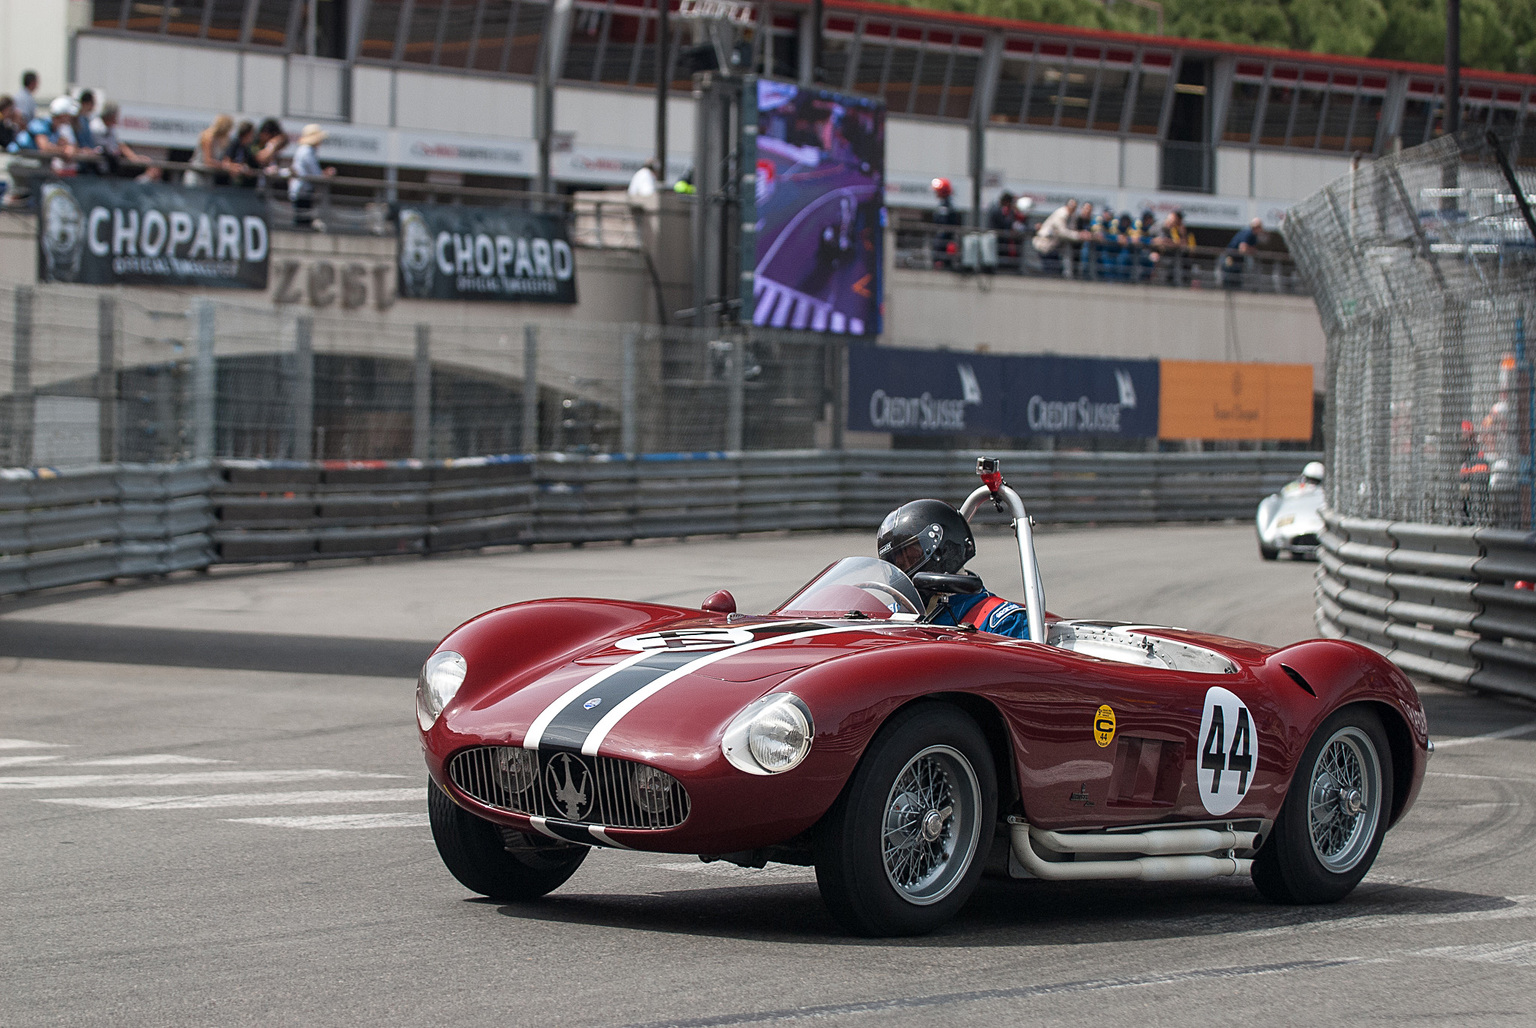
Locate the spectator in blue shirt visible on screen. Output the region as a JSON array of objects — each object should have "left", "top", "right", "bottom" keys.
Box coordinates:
[{"left": 1223, "top": 218, "right": 1265, "bottom": 288}]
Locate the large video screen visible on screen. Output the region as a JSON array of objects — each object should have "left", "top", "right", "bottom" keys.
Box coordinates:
[{"left": 750, "top": 81, "right": 884, "bottom": 335}]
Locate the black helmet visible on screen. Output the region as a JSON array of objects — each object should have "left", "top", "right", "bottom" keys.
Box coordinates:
[{"left": 877, "top": 499, "right": 975, "bottom": 576}]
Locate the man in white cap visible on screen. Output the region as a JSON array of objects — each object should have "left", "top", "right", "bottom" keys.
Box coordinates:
[{"left": 289, "top": 123, "right": 335, "bottom": 229}]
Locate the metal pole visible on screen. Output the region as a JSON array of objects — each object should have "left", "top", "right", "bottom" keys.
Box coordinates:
[
  {"left": 413, "top": 323, "right": 431, "bottom": 460},
  {"left": 11, "top": 286, "right": 33, "bottom": 467},
  {"left": 293, "top": 315, "right": 314, "bottom": 461},
  {"left": 725, "top": 334, "right": 745, "bottom": 451},
  {"left": 809, "top": 0, "right": 822, "bottom": 84},
  {"left": 522, "top": 324, "right": 539, "bottom": 453},
  {"left": 829, "top": 337, "right": 845, "bottom": 450},
  {"left": 191, "top": 298, "right": 216, "bottom": 461},
  {"left": 655, "top": 0, "right": 669, "bottom": 174},
  {"left": 97, "top": 294, "right": 115, "bottom": 464},
  {"left": 621, "top": 328, "right": 638, "bottom": 456},
  {"left": 1446, "top": 0, "right": 1461, "bottom": 134}
]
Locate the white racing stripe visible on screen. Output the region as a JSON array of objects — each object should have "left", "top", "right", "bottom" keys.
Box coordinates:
[
  {"left": 1432, "top": 721, "right": 1536, "bottom": 750},
  {"left": 581, "top": 624, "right": 876, "bottom": 756},
  {"left": 226, "top": 813, "right": 428, "bottom": 830},
  {"left": 0, "top": 769, "right": 405, "bottom": 790},
  {"left": 41, "top": 788, "right": 423, "bottom": 811},
  {"left": 522, "top": 650, "right": 654, "bottom": 750},
  {"left": 0, "top": 738, "right": 65, "bottom": 750}
]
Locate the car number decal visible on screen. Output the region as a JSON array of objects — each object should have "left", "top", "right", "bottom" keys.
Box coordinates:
[
  {"left": 1093, "top": 705, "right": 1116, "bottom": 747},
  {"left": 1197, "top": 686, "right": 1257, "bottom": 816},
  {"left": 615, "top": 628, "right": 756, "bottom": 652}
]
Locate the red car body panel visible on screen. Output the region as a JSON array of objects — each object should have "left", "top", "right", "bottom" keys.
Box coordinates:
[{"left": 421, "top": 596, "right": 1428, "bottom": 856}]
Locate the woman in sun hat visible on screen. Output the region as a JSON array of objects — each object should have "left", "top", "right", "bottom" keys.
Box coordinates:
[{"left": 289, "top": 122, "right": 335, "bottom": 229}]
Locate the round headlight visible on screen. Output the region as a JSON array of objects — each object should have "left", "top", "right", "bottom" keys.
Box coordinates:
[
  {"left": 722, "top": 693, "right": 815, "bottom": 775},
  {"left": 416, "top": 650, "right": 467, "bottom": 730}
]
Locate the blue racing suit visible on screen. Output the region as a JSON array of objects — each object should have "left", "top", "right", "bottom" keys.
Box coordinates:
[{"left": 928, "top": 591, "right": 1031, "bottom": 639}]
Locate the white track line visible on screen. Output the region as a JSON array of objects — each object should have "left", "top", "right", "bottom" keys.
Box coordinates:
[
  {"left": 42, "top": 788, "right": 423, "bottom": 811},
  {"left": 1417, "top": 940, "right": 1536, "bottom": 967},
  {"left": 0, "top": 739, "right": 66, "bottom": 750},
  {"left": 1433, "top": 721, "right": 1536, "bottom": 750},
  {"left": 0, "top": 769, "right": 405, "bottom": 790},
  {"left": 226, "top": 813, "right": 428, "bottom": 830},
  {"left": 0, "top": 755, "right": 61, "bottom": 768},
  {"left": 67, "top": 755, "right": 228, "bottom": 766}
]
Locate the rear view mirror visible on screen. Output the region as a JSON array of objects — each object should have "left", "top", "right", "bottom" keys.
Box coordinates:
[{"left": 701, "top": 589, "right": 737, "bottom": 614}]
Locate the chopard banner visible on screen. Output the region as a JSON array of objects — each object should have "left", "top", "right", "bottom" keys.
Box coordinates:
[
  {"left": 848, "top": 343, "right": 1160, "bottom": 439},
  {"left": 396, "top": 205, "right": 577, "bottom": 304},
  {"left": 37, "top": 179, "right": 269, "bottom": 289}
]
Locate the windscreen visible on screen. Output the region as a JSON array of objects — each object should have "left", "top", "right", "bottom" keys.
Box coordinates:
[{"left": 773, "top": 557, "right": 922, "bottom": 619}]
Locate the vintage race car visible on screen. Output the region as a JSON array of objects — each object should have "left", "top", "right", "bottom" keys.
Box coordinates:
[
  {"left": 1256, "top": 462, "right": 1326, "bottom": 560},
  {"left": 419, "top": 458, "right": 1429, "bottom": 936}
]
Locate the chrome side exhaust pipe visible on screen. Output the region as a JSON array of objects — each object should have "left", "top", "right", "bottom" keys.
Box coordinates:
[{"left": 1008, "top": 819, "right": 1257, "bottom": 882}]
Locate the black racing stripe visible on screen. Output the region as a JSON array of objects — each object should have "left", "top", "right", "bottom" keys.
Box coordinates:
[
  {"left": 541, "top": 820, "right": 602, "bottom": 846},
  {"left": 537, "top": 649, "right": 700, "bottom": 752}
]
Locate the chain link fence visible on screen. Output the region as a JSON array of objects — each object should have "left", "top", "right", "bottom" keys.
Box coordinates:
[
  {"left": 0, "top": 287, "right": 842, "bottom": 466},
  {"left": 1285, "top": 132, "right": 1536, "bottom": 531}
]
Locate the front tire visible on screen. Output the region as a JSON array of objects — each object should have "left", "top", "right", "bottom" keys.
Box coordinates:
[
  {"left": 428, "top": 779, "right": 588, "bottom": 900},
  {"left": 814, "top": 703, "right": 997, "bottom": 936},
  {"left": 1253, "top": 706, "right": 1393, "bottom": 904},
  {"left": 1258, "top": 535, "right": 1280, "bottom": 560}
]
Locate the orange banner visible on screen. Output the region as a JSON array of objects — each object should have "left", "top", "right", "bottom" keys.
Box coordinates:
[{"left": 1158, "top": 361, "right": 1314, "bottom": 440}]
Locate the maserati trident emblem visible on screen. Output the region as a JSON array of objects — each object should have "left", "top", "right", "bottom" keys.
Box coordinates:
[{"left": 545, "top": 752, "right": 594, "bottom": 821}]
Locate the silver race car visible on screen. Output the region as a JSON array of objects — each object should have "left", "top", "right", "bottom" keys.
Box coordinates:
[{"left": 1256, "top": 461, "right": 1325, "bottom": 560}]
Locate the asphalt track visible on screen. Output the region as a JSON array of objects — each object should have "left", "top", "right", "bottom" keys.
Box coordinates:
[{"left": 2, "top": 523, "right": 1534, "bottom": 1027}]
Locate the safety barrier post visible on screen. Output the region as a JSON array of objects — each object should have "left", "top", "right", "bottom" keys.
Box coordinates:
[
  {"left": 522, "top": 324, "right": 539, "bottom": 454},
  {"left": 191, "top": 298, "right": 215, "bottom": 460},
  {"left": 9, "top": 285, "right": 33, "bottom": 467},
  {"left": 293, "top": 315, "right": 314, "bottom": 461},
  {"left": 413, "top": 324, "right": 431, "bottom": 461},
  {"left": 97, "top": 294, "right": 116, "bottom": 463},
  {"left": 725, "top": 335, "right": 745, "bottom": 451},
  {"left": 621, "top": 328, "right": 638, "bottom": 456}
]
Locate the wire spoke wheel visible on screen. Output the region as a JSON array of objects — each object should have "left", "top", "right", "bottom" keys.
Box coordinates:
[
  {"left": 879, "top": 744, "right": 980, "bottom": 905},
  {"left": 1306, "top": 726, "right": 1382, "bottom": 874}
]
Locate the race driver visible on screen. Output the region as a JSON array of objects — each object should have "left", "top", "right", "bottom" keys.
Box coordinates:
[{"left": 876, "top": 499, "right": 1032, "bottom": 639}]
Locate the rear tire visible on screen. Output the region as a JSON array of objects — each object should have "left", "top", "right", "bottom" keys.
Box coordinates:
[
  {"left": 1253, "top": 706, "right": 1393, "bottom": 904},
  {"left": 814, "top": 703, "right": 996, "bottom": 936},
  {"left": 428, "top": 779, "right": 588, "bottom": 900}
]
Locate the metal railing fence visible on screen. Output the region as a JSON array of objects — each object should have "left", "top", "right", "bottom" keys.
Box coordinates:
[
  {"left": 1316, "top": 507, "right": 1536, "bottom": 702},
  {"left": 892, "top": 220, "right": 1307, "bottom": 295},
  {"left": 0, "top": 449, "right": 1317, "bottom": 598}
]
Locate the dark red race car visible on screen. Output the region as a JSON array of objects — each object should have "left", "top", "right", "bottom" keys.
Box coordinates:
[{"left": 418, "top": 458, "right": 1429, "bottom": 936}]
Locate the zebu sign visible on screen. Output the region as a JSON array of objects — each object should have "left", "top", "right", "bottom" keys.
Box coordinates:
[
  {"left": 37, "top": 180, "right": 269, "bottom": 289},
  {"left": 396, "top": 205, "right": 577, "bottom": 304}
]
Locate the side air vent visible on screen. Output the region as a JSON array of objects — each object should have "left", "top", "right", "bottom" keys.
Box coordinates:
[{"left": 1279, "top": 663, "right": 1316, "bottom": 696}]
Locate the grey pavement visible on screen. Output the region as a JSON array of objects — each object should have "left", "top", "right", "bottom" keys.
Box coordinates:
[{"left": 2, "top": 524, "right": 1533, "bottom": 1027}]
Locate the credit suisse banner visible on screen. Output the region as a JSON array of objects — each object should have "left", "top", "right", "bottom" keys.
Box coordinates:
[
  {"left": 397, "top": 205, "right": 577, "bottom": 304},
  {"left": 37, "top": 179, "right": 268, "bottom": 289},
  {"left": 848, "top": 343, "right": 1159, "bottom": 439}
]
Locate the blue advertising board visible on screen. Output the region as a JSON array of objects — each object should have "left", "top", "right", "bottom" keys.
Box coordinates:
[{"left": 848, "top": 344, "right": 1160, "bottom": 439}]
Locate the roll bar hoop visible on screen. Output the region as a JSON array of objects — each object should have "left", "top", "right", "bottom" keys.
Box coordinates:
[{"left": 959, "top": 457, "right": 1047, "bottom": 644}]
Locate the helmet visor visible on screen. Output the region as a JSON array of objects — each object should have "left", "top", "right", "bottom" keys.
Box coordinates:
[{"left": 878, "top": 523, "right": 942, "bottom": 575}]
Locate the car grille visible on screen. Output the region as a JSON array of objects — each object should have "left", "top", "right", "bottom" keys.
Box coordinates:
[
  {"left": 1290, "top": 533, "right": 1320, "bottom": 548},
  {"left": 448, "top": 746, "right": 691, "bottom": 830}
]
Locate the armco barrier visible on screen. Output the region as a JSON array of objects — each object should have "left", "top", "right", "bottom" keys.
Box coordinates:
[
  {"left": 0, "top": 450, "right": 1315, "bottom": 598},
  {"left": 208, "top": 450, "right": 1314, "bottom": 561},
  {"left": 1316, "top": 509, "right": 1536, "bottom": 702},
  {"left": 0, "top": 463, "right": 216, "bottom": 595}
]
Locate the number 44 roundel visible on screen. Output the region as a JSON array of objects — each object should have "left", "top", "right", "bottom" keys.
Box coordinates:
[{"left": 1197, "top": 686, "right": 1257, "bottom": 816}]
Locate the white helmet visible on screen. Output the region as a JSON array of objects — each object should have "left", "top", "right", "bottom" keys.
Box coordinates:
[{"left": 1301, "top": 461, "right": 1325, "bottom": 483}]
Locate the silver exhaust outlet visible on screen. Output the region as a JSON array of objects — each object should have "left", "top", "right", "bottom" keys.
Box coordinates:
[{"left": 1008, "top": 819, "right": 1257, "bottom": 882}]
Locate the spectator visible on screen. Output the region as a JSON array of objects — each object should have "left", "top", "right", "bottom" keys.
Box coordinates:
[
  {"left": 986, "top": 190, "right": 1017, "bottom": 232},
  {"left": 289, "top": 123, "right": 335, "bottom": 229},
  {"left": 1152, "top": 208, "right": 1195, "bottom": 284},
  {"left": 1072, "top": 201, "right": 1095, "bottom": 277},
  {"left": 9, "top": 96, "right": 79, "bottom": 160},
  {"left": 92, "top": 101, "right": 156, "bottom": 179},
  {"left": 254, "top": 118, "right": 289, "bottom": 169},
  {"left": 1223, "top": 217, "right": 1265, "bottom": 289},
  {"left": 74, "top": 90, "right": 98, "bottom": 149},
  {"left": 627, "top": 157, "right": 660, "bottom": 199},
  {"left": 0, "top": 96, "right": 16, "bottom": 150},
  {"left": 1130, "top": 210, "right": 1158, "bottom": 281},
  {"left": 931, "top": 177, "right": 962, "bottom": 269},
  {"left": 1031, "top": 198, "right": 1080, "bottom": 276},
  {"left": 225, "top": 120, "right": 257, "bottom": 184},
  {"left": 185, "top": 113, "right": 238, "bottom": 187},
  {"left": 16, "top": 71, "right": 38, "bottom": 123}
]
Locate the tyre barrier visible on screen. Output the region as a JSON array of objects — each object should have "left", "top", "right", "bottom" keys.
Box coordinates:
[
  {"left": 0, "top": 450, "right": 1316, "bottom": 600},
  {"left": 1316, "top": 508, "right": 1536, "bottom": 702}
]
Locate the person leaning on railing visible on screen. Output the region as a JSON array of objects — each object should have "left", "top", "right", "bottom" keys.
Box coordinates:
[{"left": 1150, "top": 209, "right": 1196, "bottom": 285}]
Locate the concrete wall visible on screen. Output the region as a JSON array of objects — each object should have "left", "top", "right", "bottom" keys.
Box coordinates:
[{"left": 882, "top": 268, "right": 1328, "bottom": 390}]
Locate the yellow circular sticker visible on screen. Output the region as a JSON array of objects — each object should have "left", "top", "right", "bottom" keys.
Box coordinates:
[{"left": 1093, "top": 705, "right": 1117, "bottom": 748}]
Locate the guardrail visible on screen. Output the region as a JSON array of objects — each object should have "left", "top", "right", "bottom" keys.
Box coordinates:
[
  {"left": 1316, "top": 508, "right": 1536, "bottom": 701},
  {"left": 0, "top": 462, "right": 215, "bottom": 595},
  {"left": 0, "top": 449, "right": 1316, "bottom": 601}
]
